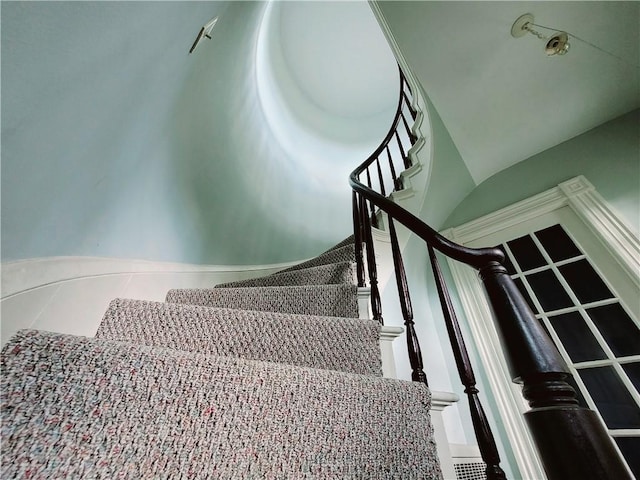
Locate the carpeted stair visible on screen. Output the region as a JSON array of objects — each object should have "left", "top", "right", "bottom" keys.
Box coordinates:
[
  {"left": 97, "top": 298, "right": 381, "bottom": 376},
  {"left": 214, "top": 261, "right": 356, "bottom": 288},
  {"left": 166, "top": 284, "right": 359, "bottom": 318},
  {"left": 1, "top": 237, "right": 443, "bottom": 479}
]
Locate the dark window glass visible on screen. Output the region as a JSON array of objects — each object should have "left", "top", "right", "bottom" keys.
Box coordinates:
[
  {"left": 566, "top": 373, "right": 589, "bottom": 408},
  {"left": 587, "top": 304, "right": 640, "bottom": 357},
  {"left": 507, "top": 235, "right": 546, "bottom": 271},
  {"left": 578, "top": 366, "right": 640, "bottom": 429},
  {"left": 614, "top": 437, "right": 640, "bottom": 479},
  {"left": 526, "top": 270, "right": 574, "bottom": 312},
  {"left": 548, "top": 312, "right": 607, "bottom": 363},
  {"left": 535, "top": 225, "right": 582, "bottom": 262},
  {"left": 622, "top": 363, "right": 640, "bottom": 392},
  {"left": 559, "top": 260, "right": 613, "bottom": 304},
  {"left": 514, "top": 278, "right": 538, "bottom": 314},
  {"left": 499, "top": 245, "right": 516, "bottom": 275}
]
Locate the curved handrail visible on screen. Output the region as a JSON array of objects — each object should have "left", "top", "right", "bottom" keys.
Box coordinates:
[
  {"left": 365, "top": 66, "right": 407, "bottom": 171},
  {"left": 349, "top": 64, "right": 629, "bottom": 480},
  {"left": 349, "top": 66, "right": 508, "bottom": 479},
  {"left": 350, "top": 171, "right": 504, "bottom": 269},
  {"left": 349, "top": 66, "right": 503, "bottom": 271}
]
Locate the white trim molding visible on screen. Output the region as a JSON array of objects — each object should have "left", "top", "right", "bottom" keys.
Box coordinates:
[
  {"left": 441, "top": 175, "right": 640, "bottom": 480},
  {"left": 1, "top": 256, "right": 303, "bottom": 300},
  {"left": 430, "top": 391, "right": 461, "bottom": 480},
  {"left": 379, "top": 325, "right": 404, "bottom": 379},
  {"left": 446, "top": 176, "right": 639, "bottom": 288}
]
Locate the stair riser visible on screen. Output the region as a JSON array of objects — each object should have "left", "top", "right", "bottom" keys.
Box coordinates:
[
  {"left": 97, "top": 299, "right": 382, "bottom": 376},
  {"left": 215, "top": 262, "right": 356, "bottom": 289},
  {"left": 166, "top": 285, "right": 359, "bottom": 319},
  {"left": 2, "top": 330, "right": 442, "bottom": 479}
]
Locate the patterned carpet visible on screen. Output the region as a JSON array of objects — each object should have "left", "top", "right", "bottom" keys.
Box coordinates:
[
  {"left": 166, "top": 284, "right": 360, "bottom": 318},
  {"left": 97, "top": 298, "right": 382, "bottom": 376},
  {"left": 1, "top": 238, "right": 443, "bottom": 479}
]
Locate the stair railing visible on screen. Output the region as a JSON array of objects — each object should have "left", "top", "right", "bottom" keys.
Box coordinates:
[{"left": 351, "top": 66, "right": 631, "bottom": 480}]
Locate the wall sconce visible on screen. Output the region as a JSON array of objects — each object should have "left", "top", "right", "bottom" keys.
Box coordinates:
[
  {"left": 511, "top": 14, "right": 570, "bottom": 56},
  {"left": 189, "top": 16, "right": 219, "bottom": 54}
]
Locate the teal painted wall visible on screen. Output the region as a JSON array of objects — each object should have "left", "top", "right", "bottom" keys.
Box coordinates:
[
  {"left": 2, "top": 1, "right": 395, "bottom": 265},
  {"left": 444, "top": 109, "right": 640, "bottom": 232}
]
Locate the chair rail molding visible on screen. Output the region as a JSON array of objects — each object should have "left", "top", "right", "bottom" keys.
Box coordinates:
[{"left": 441, "top": 175, "right": 640, "bottom": 480}]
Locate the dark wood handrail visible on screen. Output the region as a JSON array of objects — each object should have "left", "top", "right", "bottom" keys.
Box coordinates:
[
  {"left": 350, "top": 171, "right": 504, "bottom": 268},
  {"left": 350, "top": 64, "right": 631, "bottom": 480}
]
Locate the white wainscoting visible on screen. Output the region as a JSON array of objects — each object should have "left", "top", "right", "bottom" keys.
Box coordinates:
[{"left": 1, "top": 256, "right": 299, "bottom": 347}]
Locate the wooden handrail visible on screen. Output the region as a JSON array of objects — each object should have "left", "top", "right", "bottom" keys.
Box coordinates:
[{"left": 350, "top": 64, "right": 631, "bottom": 480}]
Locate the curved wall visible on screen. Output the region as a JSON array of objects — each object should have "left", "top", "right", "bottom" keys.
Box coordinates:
[{"left": 1, "top": 1, "right": 398, "bottom": 266}]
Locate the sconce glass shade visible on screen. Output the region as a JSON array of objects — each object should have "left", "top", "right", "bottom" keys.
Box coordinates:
[{"left": 545, "top": 32, "right": 571, "bottom": 56}]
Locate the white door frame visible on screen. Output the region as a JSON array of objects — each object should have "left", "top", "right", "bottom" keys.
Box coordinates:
[{"left": 441, "top": 175, "right": 640, "bottom": 480}]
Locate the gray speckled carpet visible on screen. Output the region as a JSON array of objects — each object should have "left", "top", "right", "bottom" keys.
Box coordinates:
[{"left": 1, "top": 238, "right": 443, "bottom": 479}]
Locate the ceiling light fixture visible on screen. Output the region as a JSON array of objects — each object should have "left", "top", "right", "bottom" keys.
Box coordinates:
[
  {"left": 511, "top": 13, "right": 639, "bottom": 68},
  {"left": 511, "top": 13, "right": 570, "bottom": 56},
  {"left": 189, "top": 16, "right": 219, "bottom": 54}
]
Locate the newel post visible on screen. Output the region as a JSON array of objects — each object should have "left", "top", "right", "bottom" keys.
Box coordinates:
[{"left": 478, "top": 261, "right": 631, "bottom": 480}]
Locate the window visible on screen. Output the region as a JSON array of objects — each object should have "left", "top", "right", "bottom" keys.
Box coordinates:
[
  {"left": 499, "top": 224, "right": 640, "bottom": 477},
  {"left": 443, "top": 177, "right": 640, "bottom": 479}
]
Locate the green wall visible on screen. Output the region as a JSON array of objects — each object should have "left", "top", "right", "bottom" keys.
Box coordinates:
[
  {"left": 444, "top": 109, "right": 640, "bottom": 232},
  {"left": 2, "top": 1, "right": 376, "bottom": 265}
]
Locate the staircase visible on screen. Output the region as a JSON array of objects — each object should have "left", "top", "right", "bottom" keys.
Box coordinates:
[{"left": 1, "top": 239, "right": 444, "bottom": 478}]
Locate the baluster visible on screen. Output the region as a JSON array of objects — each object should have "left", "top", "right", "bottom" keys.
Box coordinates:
[
  {"left": 386, "top": 146, "right": 402, "bottom": 191},
  {"left": 401, "top": 70, "right": 412, "bottom": 95},
  {"left": 365, "top": 169, "right": 379, "bottom": 228},
  {"left": 351, "top": 191, "right": 365, "bottom": 287},
  {"left": 427, "top": 244, "right": 506, "bottom": 480},
  {"left": 388, "top": 216, "right": 426, "bottom": 383},
  {"left": 400, "top": 72, "right": 417, "bottom": 121},
  {"left": 402, "top": 89, "right": 417, "bottom": 121},
  {"left": 477, "top": 261, "right": 632, "bottom": 480},
  {"left": 394, "top": 130, "right": 411, "bottom": 169},
  {"left": 375, "top": 158, "right": 386, "bottom": 197},
  {"left": 400, "top": 111, "right": 418, "bottom": 145},
  {"left": 360, "top": 194, "right": 382, "bottom": 324}
]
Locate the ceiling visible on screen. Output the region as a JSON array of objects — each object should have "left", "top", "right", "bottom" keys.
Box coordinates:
[{"left": 377, "top": 1, "right": 639, "bottom": 184}]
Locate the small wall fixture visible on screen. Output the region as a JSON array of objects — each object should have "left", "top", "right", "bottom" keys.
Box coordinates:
[
  {"left": 189, "top": 16, "right": 218, "bottom": 54},
  {"left": 511, "top": 13, "right": 570, "bottom": 56}
]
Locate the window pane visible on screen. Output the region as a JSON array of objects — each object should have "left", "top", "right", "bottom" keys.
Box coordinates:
[
  {"left": 526, "top": 270, "right": 574, "bottom": 312},
  {"left": 535, "top": 224, "right": 582, "bottom": 262},
  {"left": 587, "top": 304, "right": 640, "bottom": 357},
  {"left": 578, "top": 366, "right": 640, "bottom": 429},
  {"left": 514, "top": 277, "right": 538, "bottom": 314},
  {"left": 507, "top": 235, "right": 546, "bottom": 271},
  {"left": 614, "top": 437, "right": 640, "bottom": 479},
  {"left": 559, "top": 260, "right": 613, "bottom": 304},
  {"left": 622, "top": 363, "right": 640, "bottom": 392},
  {"left": 548, "top": 312, "right": 607, "bottom": 363}
]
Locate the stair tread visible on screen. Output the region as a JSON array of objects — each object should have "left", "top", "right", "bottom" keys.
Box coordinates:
[
  {"left": 97, "top": 298, "right": 382, "bottom": 376},
  {"left": 2, "top": 330, "right": 442, "bottom": 479},
  {"left": 215, "top": 261, "right": 356, "bottom": 289},
  {"left": 167, "top": 284, "right": 359, "bottom": 318}
]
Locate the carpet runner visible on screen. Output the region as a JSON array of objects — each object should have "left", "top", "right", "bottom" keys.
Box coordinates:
[{"left": 1, "top": 238, "right": 443, "bottom": 479}]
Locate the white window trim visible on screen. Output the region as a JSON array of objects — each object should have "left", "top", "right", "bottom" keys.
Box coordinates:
[{"left": 440, "top": 175, "right": 640, "bottom": 480}]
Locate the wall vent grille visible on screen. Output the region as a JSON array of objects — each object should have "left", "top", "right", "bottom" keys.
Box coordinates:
[{"left": 454, "top": 462, "right": 487, "bottom": 480}]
